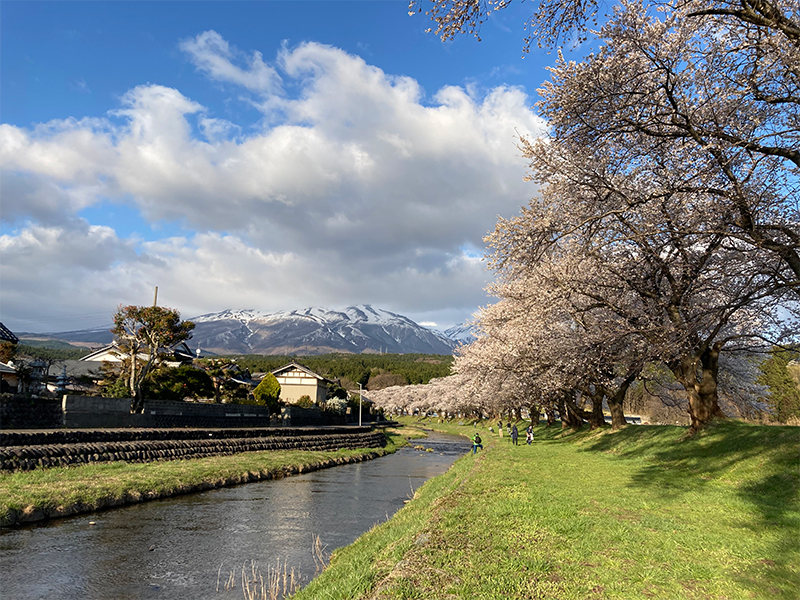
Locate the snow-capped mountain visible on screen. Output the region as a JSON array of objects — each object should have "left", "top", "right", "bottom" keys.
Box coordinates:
[
  {"left": 30, "top": 305, "right": 467, "bottom": 355},
  {"left": 443, "top": 323, "right": 478, "bottom": 345},
  {"left": 188, "top": 305, "right": 459, "bottom": 355}
]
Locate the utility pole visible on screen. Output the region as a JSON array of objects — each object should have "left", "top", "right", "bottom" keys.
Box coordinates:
[
  {"left": 358, "top": 382, "right": 363, "bottom": 427},
  {"left": 153, "top": 286, "right": 158, "bottom": 307}
]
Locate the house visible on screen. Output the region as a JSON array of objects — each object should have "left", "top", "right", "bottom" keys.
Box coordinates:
[
  {"left": 0, "top": 322, "right": 20, "bottom": 392},
  {"left": 271, "top": 362, "right": 335, "bottom": 405},
  {"left": 0, "top": 362, "right": 18, "bottom": 393},
  {"left": 45, "top": 360, "right": 109, "bottom": 395},
  {"left": 80, "top": 341, "right": 197, "bottom": 367},
  {"left": 0, "top": 360, "right": 48, "bottom": 394},
  {"left": 0, "top": 322, "right": 19, "bottom": 344}
]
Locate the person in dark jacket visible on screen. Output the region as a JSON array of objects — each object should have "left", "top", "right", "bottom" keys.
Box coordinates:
[{"left": 511, "top": 424, "right": 519, "bottom": 445}]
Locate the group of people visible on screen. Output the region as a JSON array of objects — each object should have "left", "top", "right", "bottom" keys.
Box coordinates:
[
  {"left": 471, "top": 420, "right": 534, "bottom": 454},
  {"left": 498, "top": 421, "right": 534, "bottom": 445}
]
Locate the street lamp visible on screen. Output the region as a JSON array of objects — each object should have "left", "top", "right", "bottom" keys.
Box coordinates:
[{"left": 358, "top": 382, "right": 363, "bottom": 427}]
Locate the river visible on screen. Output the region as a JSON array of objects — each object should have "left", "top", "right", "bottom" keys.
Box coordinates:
[{"left": 0, "top": 431, "right": 468, "bottom": 599}]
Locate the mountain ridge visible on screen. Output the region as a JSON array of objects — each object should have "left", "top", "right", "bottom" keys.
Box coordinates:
[{"left": 19, "top": 305, "right": 470, "bottom": 356}]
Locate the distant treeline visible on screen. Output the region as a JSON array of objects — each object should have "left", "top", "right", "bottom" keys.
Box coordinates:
[
  {"left": 16, "top": 343, "right": 90, "bottom": 361},
  {"left": 226, "top": 353, "right": 454, "bottom": 390}
]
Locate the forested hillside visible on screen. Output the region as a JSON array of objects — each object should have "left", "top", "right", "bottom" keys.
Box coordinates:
[
  {"left": 229, "top": 353, "right": 453, "bottom": 390},
  {"left": 15, "top": 343, "right": 90, "bottom": 361}
]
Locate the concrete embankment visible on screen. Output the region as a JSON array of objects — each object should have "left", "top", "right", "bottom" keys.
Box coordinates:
[{"left": 0, "top": 426, "right": 385, "bottom": 471}]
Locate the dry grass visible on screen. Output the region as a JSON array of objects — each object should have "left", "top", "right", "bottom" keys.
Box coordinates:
[{"left": 215, "top": 535, "right": 330, "bottom": 600}]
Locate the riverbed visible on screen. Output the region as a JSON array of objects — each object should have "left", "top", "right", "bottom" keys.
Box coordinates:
[{"left": 0, "top": 431, "right": 468, "bottom": 599}]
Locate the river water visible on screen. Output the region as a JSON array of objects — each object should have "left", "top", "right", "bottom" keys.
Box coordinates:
[{"left": 0, "top": 431, "right": 468, "bottom": 600}]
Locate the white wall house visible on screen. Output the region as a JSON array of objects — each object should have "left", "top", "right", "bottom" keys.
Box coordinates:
[
  {"left": 271, "top": 362, "right": 334, "bottom": 405},
  {"left": 80, "top": 341, "right": 196, "bottom": 367}
]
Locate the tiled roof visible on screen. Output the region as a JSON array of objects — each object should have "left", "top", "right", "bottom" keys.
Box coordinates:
[
  {"left": 0, "top": 323, "right": 19, "bottom": 344},
  {"left": 271, "top": 362, "right": 333, "bottom": 383}
]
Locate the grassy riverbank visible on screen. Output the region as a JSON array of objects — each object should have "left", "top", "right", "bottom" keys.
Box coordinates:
[
  {"left": 293, "top": 419, "right": 799, "bottom": 600},
  {"left": 0, "top": 429, "right": 411, "bottom": 527}
]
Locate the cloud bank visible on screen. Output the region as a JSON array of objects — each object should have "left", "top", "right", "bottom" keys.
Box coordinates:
[{"left": 0, "top": 33, "right": 544, "bottom": 332}]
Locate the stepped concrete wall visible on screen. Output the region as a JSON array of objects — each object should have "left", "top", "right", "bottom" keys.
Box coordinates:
[{"left": 0, "top": 426, "right": 385, "bottom": 472}]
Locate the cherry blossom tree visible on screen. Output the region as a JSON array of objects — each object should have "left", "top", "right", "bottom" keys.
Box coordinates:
[
  {"left": 537, "top": 0, "right": 799, "bottom": 290},
  {"left": 405, "top": 0, "right": 797, "bottom": 430},
  {"left": 489, "top": 131, "right": 791, "bottom": 430},
  {"left": 455, "top": 249, "right": 648, "bottom": 430},
  {"left": 413, "top": 0, "right": 799, "bottom": 285}
]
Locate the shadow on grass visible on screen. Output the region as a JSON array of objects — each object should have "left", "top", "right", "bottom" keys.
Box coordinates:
[{"left": 573, "top": 421, "right": 800, "bottom": 598}]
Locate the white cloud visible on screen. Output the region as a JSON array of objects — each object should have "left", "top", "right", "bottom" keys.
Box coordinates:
[
  {"left": 0, "top": 34, "right": 545, "bottom": 332},
  {"left": 179, "top": 30, "right": 283, "bottom": 94},
  {"left": 199, "top": 117, "right": 241, "bottom": 143}
]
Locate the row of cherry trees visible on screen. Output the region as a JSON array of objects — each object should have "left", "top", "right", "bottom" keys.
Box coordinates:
[{"left": 371, "top": 0, "right": 799, "bottom": 431}]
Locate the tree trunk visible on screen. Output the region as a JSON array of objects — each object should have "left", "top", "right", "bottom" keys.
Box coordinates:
[
  {"left": 607, "top": 394, "right": 626, "bottom": 430},
  {"left": 545, "top": 406, "right": 556, "bottom": 427},
  {"left": 132, "top": 362, "right": 146, "bottom": 414},
  {"left": 557, "top": 397, "right": 569, "bottom": 429},
  {"left": 212, "top": 377, "right": 222, "bottom": 403},
  {"left": 605, "top": 371, "right": 639, "bottom": 430},
  {"left": 528, "top": 403, "right": 540, "bottom": 428},
  {"left": 671, "top": 343, "right": 726, "bottom": 432},
  {"left": 131, "top": 346, "right": 158, "bottom": 414},
  {"left": 587, "top": 389, "right": 606, "bottom": 430},
  {"left": 559, "top": 394, "right": 584, "bottom": 431},
  {"left": 129, "top": 352, "right": 140, "bottom": 413}
]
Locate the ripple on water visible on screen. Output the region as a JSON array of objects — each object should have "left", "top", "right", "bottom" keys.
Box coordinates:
[{"left": 0, "top": 431, "right": 469, "bottom": 600}]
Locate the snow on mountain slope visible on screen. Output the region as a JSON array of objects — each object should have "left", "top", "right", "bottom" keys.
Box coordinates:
[
  {"left": 189, "top": 305, "right": 459, "bottom": 355},
  {"left": 41, "top": 305, "right": 468, "bottom": 356},
  {"left": 191, "top": 309, "right": 264, "bottom": 323},
  {"left": 444, "top": 323, "right": 478, "bottom": 345}
]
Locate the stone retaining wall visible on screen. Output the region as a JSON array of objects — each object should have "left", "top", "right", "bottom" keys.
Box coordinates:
[
  {"left": 63, "top": 395, "right": 278, "bottom": 429},
  {"left": 0, "top": 395, "right": 62, "bottom": 429},
  {"left": 0, "top": 427, "right": 386, "bottom": 472},
  {"left": 1, "top": 394, "right": 359, "bottom": 430}
]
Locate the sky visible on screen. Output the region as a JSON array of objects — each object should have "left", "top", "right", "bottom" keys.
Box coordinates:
[{"left": 0, "top": 0, "right": 556, "bottom": 334}]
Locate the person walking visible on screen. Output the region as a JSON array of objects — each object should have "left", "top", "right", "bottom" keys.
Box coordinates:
[
  {"left": 511, "top": 423, "right": 519, "bottom": 445},
  {"left": 498, "top": 421, "right": 504, "bottom": 438},
  {"left": 526, "top": 425, "right": 533, "bottom": 445},
  {"left": 471, "top": 432, "right": 483, "bottom": 454}
]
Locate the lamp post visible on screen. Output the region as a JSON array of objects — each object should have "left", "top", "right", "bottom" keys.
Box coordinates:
[{"left": 358, "top": 383, "right": 363, "bottom": 427}]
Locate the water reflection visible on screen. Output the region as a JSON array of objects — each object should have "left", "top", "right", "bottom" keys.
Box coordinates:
[{"left": 0, "top": 432, "right": 468, "bottom": 600}]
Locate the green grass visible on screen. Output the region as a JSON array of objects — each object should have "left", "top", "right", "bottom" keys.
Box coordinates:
[
  {"left": 0, "top": 431, "right": 407, "bottom": 525},
  {"left": 293, "top": 419, "right": 799, "bottom": 600}
]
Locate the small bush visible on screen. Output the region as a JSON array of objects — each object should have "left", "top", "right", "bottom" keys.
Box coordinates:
[
  {"left": 296, "top": 395, "right": 314, "bottom": 408},
  {"left": 325, "top": 397, "right": 347, "bottom": 414}
]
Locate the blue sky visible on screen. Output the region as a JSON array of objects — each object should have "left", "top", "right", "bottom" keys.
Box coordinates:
[{"left": 1, "top": 1, "right": 557, "bottom": 334}]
